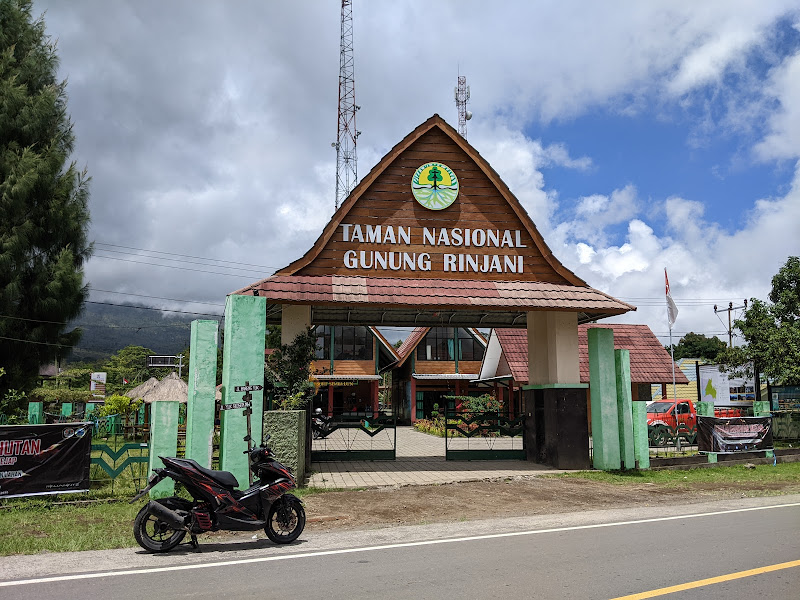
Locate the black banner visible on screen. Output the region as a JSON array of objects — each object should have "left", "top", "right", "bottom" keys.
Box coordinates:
[
  {"left": 0, "top": 423, "right": 92, "bottom": 498},
  {"left": 697, "top": 416, "right": 773, "bottom": 453}
]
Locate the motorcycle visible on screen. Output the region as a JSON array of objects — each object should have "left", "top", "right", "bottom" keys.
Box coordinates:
[
  {"left": 130, "top": 435, "right": 305, "bottom": 553},
  {"left": 311, "top": 408, "right": 332, "bottom": 439}
]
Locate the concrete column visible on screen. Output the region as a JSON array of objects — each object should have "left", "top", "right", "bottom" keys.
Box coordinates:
[
  {"left": 753, "top": 400, "right": 771, "bottom": 417},
  {"left": 281, "top": 304, "right": 311, "bottom": 346},
  {"left": 148, "top": 400, "right": 179, "bottom": 498},
  {"left": 614, "top": 349, "right": 635, "bottom": 470},
  {"left": 27, "top": 401, "right": 42, "bottom": 425},
  {"left": 696, "top": 401, "right": 714, "bottom": 417},
  {"left": 85, "top": 403, "right": 98, "bottom": 419},
  {"left": 61, "top": 403, "right": 73, "bottom": 418},
  {"left": 186, "top": 320, "right": 219, "bottom": 468},
  {"left": 588, "top": 328, "right": 620, "bottom": 470},
  {"left": 527, "top": 311, "right": 579, "bottom": 385},
  {"left": 631, "top": 402, "right": 650, "bottom": 469},
  {"left": 220, "top": 294, "right": 267, "bottom": 487}
]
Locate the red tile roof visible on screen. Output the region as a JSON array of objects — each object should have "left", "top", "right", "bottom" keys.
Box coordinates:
[
  {"left": 396, "top": 327, "right": 429, "bottom": 360},
  {"left": 234, "top": 275, "right": 635, "bottom": 315},
  {"left": 495, "top": 324, "right": 689, "bottom": 385}
]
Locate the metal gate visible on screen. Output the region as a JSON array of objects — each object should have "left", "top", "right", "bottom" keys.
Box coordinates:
[
  {"left": 311, "top": 410, "right": 396, "bottom": 461},
  {"left": 445, "top": 411, "right": 525, "bottom": 460}
]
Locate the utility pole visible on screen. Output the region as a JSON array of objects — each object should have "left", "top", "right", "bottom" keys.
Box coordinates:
[{"left": 714, "top": 300, "right": 747, "bottom": 348}]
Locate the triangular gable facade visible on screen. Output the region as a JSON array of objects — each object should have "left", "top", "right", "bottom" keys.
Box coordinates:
[
  {"left": 278, "top": 114, "right": 583, "bottom": 285},
  {"left": 235, "top": 115, "right": 634, "bottom": 327}
]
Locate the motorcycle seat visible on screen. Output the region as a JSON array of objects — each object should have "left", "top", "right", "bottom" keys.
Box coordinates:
[{"left": 183, "top": 458, "right": 239, "bottom": 489}]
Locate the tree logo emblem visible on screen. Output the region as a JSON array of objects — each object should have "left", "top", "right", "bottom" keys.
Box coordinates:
[{"left": 411, "top": 162, "right": 459, "bottom": 210}]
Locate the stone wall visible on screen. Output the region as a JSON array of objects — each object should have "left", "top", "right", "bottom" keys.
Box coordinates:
[{"left": 263, "top": 410, "right": 306, "bottom": 485}]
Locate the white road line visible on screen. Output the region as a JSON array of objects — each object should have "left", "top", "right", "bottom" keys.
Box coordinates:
[{"left": 2, "top": 501, "right": 798, "bottom": 588}]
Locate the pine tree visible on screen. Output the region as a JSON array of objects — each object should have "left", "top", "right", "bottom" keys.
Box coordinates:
[{"left": 0, "top": 0, "right": 91, "bottom": 402}]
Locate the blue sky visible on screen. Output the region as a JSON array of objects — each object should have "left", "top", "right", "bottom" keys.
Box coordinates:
[{"left": 32, "top": 0, "right": 800, "bottom": 346}]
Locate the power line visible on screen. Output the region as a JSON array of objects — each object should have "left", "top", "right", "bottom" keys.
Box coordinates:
[
  {"left": 91, "top": 253, "right": 268, "bottom": 279},
  {"left": 91, "top": 288, "right": 224, "bottom": 308},
  {"left": 85, "top": 300, "right": 222, "bottom": 318},
  {"left": 0, "top": 335, "right": 72, "bottom": 348},
  {"left": 94, "top": 242, "right": 280, "bottom": 270}
]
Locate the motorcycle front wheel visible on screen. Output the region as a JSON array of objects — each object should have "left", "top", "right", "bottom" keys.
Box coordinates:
[
  {"left": 133, "top": 504, "right": 186, "bottom": 553},
  {"left": 265, "top": 494, "right": 306, "bottom": 544}
]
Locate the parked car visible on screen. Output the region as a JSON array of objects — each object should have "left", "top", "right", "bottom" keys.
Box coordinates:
[{"left": 647, "top": 399, "right": 743, "bottom": 446}]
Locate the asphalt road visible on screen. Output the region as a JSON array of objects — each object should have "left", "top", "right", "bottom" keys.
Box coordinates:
[{"left": 2, "top": 495, "right": 799, "bottom": 600}]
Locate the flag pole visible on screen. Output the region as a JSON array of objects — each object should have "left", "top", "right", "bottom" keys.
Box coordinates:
[{"left": 665, "top": 268, "right": 679, "bottom": 451}]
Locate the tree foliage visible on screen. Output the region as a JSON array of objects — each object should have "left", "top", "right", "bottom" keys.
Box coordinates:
[
  {"left": 0, "top": 0, "right": 92, "bottom": 397},
  {"left": 717, "top": 257, "right": 800, "bottom": 385},
  {"left": 264, "top": 328, "right": 317, "bottom": 410},
  {"left": 666, "top": 332, "right": 727, "bottom": 361}
]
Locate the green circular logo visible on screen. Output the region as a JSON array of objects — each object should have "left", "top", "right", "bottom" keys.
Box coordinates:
[{"left": 411, "top": 162, "right": 459, "bottom": 210}]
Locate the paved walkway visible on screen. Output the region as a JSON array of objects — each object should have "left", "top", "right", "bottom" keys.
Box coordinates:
[{"left": 307, "top": 426, "right": 568, "bottom": 489}]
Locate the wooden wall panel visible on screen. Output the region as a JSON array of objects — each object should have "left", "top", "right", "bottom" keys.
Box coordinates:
[
  {"left": 332, "top": 360, "right": 375, "bottom": 376},
  {"left": 414, "top": 361, "right": 456, "bottom": 374},
  {"left": 458, "top": 361, "right": 483, "bottom": 374}
]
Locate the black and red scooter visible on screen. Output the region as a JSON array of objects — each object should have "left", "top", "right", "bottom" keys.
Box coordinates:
[{"left": 130, "top": 434, "right": 305, "bottom": 553}]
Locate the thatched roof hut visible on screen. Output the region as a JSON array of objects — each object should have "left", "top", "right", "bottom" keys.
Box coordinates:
[
  {"left": 141, "top": 372, "right": 188, "bottom": 404},
  {"left": 125, "top": 377, "right": 160, "bottom": 400}
]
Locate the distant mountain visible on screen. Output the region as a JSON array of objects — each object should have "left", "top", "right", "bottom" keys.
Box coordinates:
[{"left": 67, "top": 302, "right": 219, "bottom": 363}]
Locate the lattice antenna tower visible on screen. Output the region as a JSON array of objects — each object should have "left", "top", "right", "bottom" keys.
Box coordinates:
[
  {"left": 332, "top": 0, "right": 360, "bottom": 211},
  {"left": 455, "top": 75, "right": 472, "bottom": 139}
]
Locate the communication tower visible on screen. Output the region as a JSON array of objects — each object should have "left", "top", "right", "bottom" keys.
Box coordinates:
[
  {"left": 333, "top": 0, "right": 360, "bottom": 211},
  {"left": 455, "top": 75, "right": 472, "bottom": 139}
]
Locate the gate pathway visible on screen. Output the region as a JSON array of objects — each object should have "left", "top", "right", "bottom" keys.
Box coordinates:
[{"left": 307, "top": 426, "right": 569, "bottom": 489}]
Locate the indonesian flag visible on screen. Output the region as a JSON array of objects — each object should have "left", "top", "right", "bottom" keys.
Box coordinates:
[
  {"left": 665, "top": 268, "right": 678, "bottom": 328},
  {"left": 123, "top": 378, "right": 129, "bottom": 385}
]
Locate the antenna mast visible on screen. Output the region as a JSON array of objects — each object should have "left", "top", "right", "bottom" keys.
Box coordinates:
[
  {"left": 455, "top": 75, "right": 471, "bottom": 139},
  {"left": 333, "top": 0, "right": 359, "bottom": 211}
]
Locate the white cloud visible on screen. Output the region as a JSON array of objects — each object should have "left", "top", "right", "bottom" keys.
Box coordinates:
[{"left": 755, "top": 49, "right": 800, "bottom": 161}]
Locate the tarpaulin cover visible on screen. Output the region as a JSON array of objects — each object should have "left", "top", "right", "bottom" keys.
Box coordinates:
[
  {"left": 0, "top": 422, "right": 92, "bottom": 498},
  {"left": 697, "top": 416, "right": 773, "bottom": 454}
]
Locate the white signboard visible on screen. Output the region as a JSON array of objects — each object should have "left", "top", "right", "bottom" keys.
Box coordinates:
[
  {"left": 698, "top": 364, "right": 754, "bottom": 407},
  {"left": 90, "top": 372, "right": 107, "bottom": 399}
]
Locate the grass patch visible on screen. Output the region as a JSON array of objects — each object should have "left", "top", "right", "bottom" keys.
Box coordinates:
[
  {"left": 554, "top": 461, "right": 800, "bottom": 488},
  {"left": 0, "top": 497, "right": 140, "bottom": 555}
]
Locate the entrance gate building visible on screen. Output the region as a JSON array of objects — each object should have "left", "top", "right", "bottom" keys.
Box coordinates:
[{"left": 233, "top": 115, "right": 634, "bottom": 469}]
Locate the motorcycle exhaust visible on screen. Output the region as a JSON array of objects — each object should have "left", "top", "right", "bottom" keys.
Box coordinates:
[{"left": 146, "top": 501, "right": 187, "bottom": 529}]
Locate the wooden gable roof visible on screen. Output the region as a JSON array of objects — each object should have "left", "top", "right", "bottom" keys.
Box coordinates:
[{"left": 277, "top": 114, "right": 583, "bottom": 285}]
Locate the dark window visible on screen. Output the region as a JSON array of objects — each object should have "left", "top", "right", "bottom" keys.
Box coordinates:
[
  {"left": 314, "top": 326, "right": 330, "bottom": 359},
  {"left": 318, "top": 325, "right": 372, "bottom": 361},
  {"left": 417, "top": 327, "right": 455, "bottom": 361},
  {"left": 458, "top": 328, "right": 485, "bottom": 361}
]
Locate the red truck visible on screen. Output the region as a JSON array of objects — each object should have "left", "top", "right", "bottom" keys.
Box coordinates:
[{"left": 647, "top": 399, "right": 744, "bottom": 446}]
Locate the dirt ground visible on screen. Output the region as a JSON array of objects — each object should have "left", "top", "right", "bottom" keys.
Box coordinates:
[{"left": 298, "top": 475, "right": 800, "bottom": 533}]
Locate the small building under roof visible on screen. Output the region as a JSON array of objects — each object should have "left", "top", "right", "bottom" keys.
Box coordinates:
[
  {"left": 390, "top": 326, "right": 488, "bottom": 422},
  {"left": 476, "top": 324, "right": 689, "bottom": 430}
]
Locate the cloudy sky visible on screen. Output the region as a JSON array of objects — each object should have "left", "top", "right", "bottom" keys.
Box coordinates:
[{"left": 34, "top": 0, "right": 800, "bottom": 346}]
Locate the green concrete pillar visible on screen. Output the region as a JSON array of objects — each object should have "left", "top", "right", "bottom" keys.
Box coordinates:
[
  {"left": 147, "top": 400, "right": 179, "bottom": 498},
  {"left": 753, "top": 400, "right": 771, "bottom": 417},
  {"left": 27, "top": 401, "right": 42, "bottom": 425},
  {"left": 632, "top": 402, "right": 650, "bottom": 469},
  {"left": 696, "top": 401, "right": 714, "bottom": 417},
  {"left": 588, "top": 328, "right": 620, "bottom": 470},
  {"left": 263, "top": 410, "right": 307, "bottom": 484},
  {"left": 707, "top": 452, "right": 718, "bottom": 463},
  {"left": 61, "top": 403, "right": 73, "bottom": 418},
  {"left": 614, "top": 350, "right": 635, "bottom": 470},
  {"left": 137, "top": 403, "right": 146, "bottom": 425},
  {"left": 85, "top": 402, "right": 98, "bottom": 419},
  {"left": 186, "top": 320, "right": 219, "bottom": 468},
  {"left": 219, "top": 294, "right": 267, "bottom": 487}
]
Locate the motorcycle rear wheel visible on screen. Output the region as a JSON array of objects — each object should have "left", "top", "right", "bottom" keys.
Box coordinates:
[
  {"left": 133, "top": 504, "right": 187, "bottom": 553},
  {"left": 265, "top": 494, "right": 305, "bottom": 544}
]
